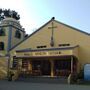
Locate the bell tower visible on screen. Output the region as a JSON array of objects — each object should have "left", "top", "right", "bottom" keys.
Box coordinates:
[
  {"left": 0, "top": 17, "right": 26, "bottom": 54},
  {"left": 0, "top": 9, "right": 26, "bottom": 54},
  {"left": 0, "top": 9, "right": 26, "bottom": 79}
]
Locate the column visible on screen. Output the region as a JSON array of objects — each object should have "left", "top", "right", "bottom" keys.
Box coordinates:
[
  {"left": 18, "top": 59, "right": 22, "bottom": 71},
  {"left": 50, "top": 60, "right": 54, "bottom": 77},
  {"left": 28, "top": 60, "right": 32, "bottom": 74},
  {"left": 71, "top": 56, "right": 73, "bottom": 73}
]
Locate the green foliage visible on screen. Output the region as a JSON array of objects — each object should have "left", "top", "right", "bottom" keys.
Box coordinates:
[{"left": 0, "top": 8, "right": 20, "bottom": 21}]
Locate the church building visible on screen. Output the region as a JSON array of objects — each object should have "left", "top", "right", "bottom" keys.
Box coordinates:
[{"left": 0, "top": 16, "right": 90, "bottom": 80}]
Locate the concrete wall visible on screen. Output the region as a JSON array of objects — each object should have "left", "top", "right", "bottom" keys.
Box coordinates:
[
  {"left": 0, "top": 57, "right": 8, "bottom": 79},
  {"left": 0, "top": 26, "right": 9, "bottom": 54}
]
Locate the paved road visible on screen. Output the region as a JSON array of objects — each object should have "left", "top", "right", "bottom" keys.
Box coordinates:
[{"left": 0, "top": 80, "right": 90, "bottom": 90}]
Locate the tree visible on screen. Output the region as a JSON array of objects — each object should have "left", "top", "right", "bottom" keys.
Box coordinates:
[
  {"left": 12, "top": 10, "right": 20, "bottom": 20},
  {"left": 0, "top": 9, "right": 4, "bottom": 21},
  {"left": 0, "top": 9, "right": 2, "bottom": 14},
  {"left": 0, "top": 8, "right": 20, "bottom": 21},
  {"left": 3, "top": 9, "right": 11, "bottom": 17}
]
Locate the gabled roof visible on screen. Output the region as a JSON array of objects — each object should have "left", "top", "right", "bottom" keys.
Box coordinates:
[
  {"left": 10, "top": 18, "right": 90, "bottom": 51},
  {"left": 55, "top": 20, "right": 90, "bottom": 36},
  {"left": 10, "top": 19, "right": 52, "bottom": 51}
]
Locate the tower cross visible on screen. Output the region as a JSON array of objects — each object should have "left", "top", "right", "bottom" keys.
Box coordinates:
[{"left": 48, "top": 22, "right": 57, "bottom": 47}]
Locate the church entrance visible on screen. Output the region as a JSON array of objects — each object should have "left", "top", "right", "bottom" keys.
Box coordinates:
[
  {"left": 41, "top": 60, "right": 51, "bottom": 75},
  {"left": 32, "top": 60, "right": 51, "bottom": 76},
  {"left": 54, "top": 60, "right": 71, "bottom": 76},
  {"left": 13, "top": 56, "right": 78, "bottom": 78},
  {"left": 54, "top": 57, "right": 78, "bottom": 77}
]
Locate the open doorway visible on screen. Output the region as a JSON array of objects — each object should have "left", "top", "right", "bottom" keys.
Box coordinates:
[
  {"left": 32, "top": 60, "right": 51, "bottom": 76},
  {"left": 41, "top": 60, "right": 51, "bottom": 75},
  {"left": 54, "top": 59, "right": 71, "bottom": 76}
]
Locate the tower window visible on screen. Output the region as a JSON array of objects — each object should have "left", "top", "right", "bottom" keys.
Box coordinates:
[
  {"left": 0, "top": 42, "right": 4, "bottom": 50},
  {"left": 0, "top": 28, "right": 5, "bottom": 36},
  {"left": 15, "top": 30, "right": 21, "bottom": 39}
]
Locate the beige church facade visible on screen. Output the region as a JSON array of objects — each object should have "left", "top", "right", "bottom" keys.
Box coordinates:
[{"left": 0, "top": 17, "right": 90, "bottom": 79}]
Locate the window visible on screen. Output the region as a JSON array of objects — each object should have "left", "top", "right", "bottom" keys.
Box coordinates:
[
  {"left": 15, "top": 30, "right": 21, "bottom": 39},
  {"left": 0, "top": 42, "right": 4, "bottom": 50},
  {"left": 58, "top": 44, "right": 70, "bottom": 47},
  {"left": 37, "top": 45, "right": 47, "bottom": 48},
  {"left": 0, "top": 28, "right": 5, "bottom": 36}
]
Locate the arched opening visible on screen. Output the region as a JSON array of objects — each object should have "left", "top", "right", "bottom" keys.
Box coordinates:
[
  {"left": 0, "top": 28, "right": 5, "bottom": 36},
  {"left": 15, "top": 30, "right": 21, "bottom": 39}
]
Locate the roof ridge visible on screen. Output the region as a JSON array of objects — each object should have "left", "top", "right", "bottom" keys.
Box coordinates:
[{"left": 54, "top": 19, "right": 90, "bottom": 36}]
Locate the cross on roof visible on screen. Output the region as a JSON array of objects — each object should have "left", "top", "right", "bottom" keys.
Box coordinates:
[
  {"left": 48, "top": 22, "right": 57, "bottom": 30},
  {"left": 48, "top": 22, "right": 57, "bottom": 47}
]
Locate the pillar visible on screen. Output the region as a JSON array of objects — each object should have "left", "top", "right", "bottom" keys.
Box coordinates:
[
  {"left": 28, "top": 60, "right": 32, "bottom": 74},
  {"left": 50, "top": 60, "right": 54, "bottom": 77},
  {"left": 18, "top": 59, "right": 22, "bottom": 70},
  {"left": 71, "top": 56, "right": 73, "bottom": 73}
]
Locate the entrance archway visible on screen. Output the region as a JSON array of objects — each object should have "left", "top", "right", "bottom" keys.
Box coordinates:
[
  {"left": 54, "top": 56, "right": 78, "bottom": 77},
  {"left": 13, "top": 56, "right": 78, "bottom": 77}
]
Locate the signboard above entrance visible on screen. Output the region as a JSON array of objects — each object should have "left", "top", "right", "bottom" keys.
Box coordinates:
[
  {"left": 16, "top": 50, "right": 73, "bottom": 57},
  {"left": 16, "top": 46, "right": 79, "bottom": 58},
  {"left": 33, "top": 51, "right": 62, "bottom": 56}
]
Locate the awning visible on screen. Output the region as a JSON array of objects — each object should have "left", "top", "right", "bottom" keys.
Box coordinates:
[{"left": 15, "top": 45, "right": 79, "bottom": 59}]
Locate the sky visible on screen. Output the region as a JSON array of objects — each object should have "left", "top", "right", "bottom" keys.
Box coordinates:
[{"left": 0, "top": 0, "right": 90, "bottom": 34}]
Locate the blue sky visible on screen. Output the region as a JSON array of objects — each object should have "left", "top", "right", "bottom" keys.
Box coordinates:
[{"left": 0, "top": 0, "right": 90, "bottom": 34}]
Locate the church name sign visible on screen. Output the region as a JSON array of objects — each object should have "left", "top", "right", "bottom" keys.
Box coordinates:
[
  {"left": 17, "top": 50, "right": 72, "bottom": 57},
  {"left": 34, "top": 51, "right": 61, "bottom": 56}
]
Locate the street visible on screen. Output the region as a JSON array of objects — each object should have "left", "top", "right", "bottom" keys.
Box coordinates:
[{"left": 0, "top": 80, "right": 90, "bottom": 90}]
